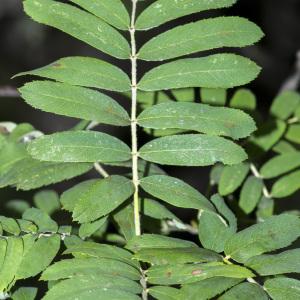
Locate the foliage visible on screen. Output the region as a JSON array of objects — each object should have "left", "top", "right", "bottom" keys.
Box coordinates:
[{"left": 1, "top": 0, "right": 300, "bottom": 299}]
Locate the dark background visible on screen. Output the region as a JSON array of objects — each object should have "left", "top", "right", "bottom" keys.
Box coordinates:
[{"left": 0, "top": 0, "right": 300, "bottom": 211}]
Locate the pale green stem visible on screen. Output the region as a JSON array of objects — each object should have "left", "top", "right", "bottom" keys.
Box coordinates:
[{"left": 130, "top": 0, "right": 141, "bottom": 237}]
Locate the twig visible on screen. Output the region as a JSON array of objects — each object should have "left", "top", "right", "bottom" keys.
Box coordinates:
[
  {"left": 94, "top": 162, "right": 109, "bottom": 178},
  {"left": 250, "top": 164, "right": 272, "bottom": 199},
  {"left": 0, "top": 86, "right": 19, "bottom": 97}
]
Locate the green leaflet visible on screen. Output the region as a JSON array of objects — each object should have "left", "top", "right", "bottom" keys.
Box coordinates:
[
  {"left": 245, "top": 249, "right": 300, "bottom": 275},
  {"left": 273, "top": 140, "right": 297, "bottom": 154},
  {"left": 63, "top": 241, "right": 138, "bottom": 268},
  {"left": 23, "top": 0, "right": 130, "bottom": 59},
  {"left": 260, "top": 152, "right": 300, "bottom": 179},
  {"left": 138, "top": 102, "right": 256, "bottom": 139},
  {"left": 16, "top": 57, "right": 131, "bottom": 92},
  {"left": 41, "top": 258, "right": 141, "bottom": 281},
  {"left": 224, "top": 214, "right": 300, "bottom": 263},
  {"left": 180, "top": 277, "right": 242, "bottom": 300},
  {"left": 0, "top": 237, "right": 23, "bottom": 292},
  {"left": 201, "top": 88, "right": 227, "bottom": 106},
  {"left": 20, "top": 81, "right": 130, "bottom": 126},
  {"left": 61, "top": 176, "right": 134, "bottom": 223},
  {"left": 146, "top": 262, "right": 254, "bottom": 285},
  {"left": 139, "top": 134, "right": 247, "bottom": 166},
  {"left": 138, "top": 54, "right": 261, "bottom": 91},
  {"left": 139, "top": 17, "right": 263, "bottom": 61},
  {"left": 256, "top": 196, "right": 274, "bottom": 222},
  {"left": 0, "top": 157, "right": 92, "bottom": 190},
  {"left": 69, "top": 0, "right": 129, "bottom": 30},
  {"left": 126, "top": 234, "right": 197, "bottom": 252},
  {"left": 79, "top": 217, "right": 108, "bottom": 239},
  {"left": 28, "top": 131, "right": 131, "bottom": 163},
  {"left": 271, "top": 170, "right": 300, "bottom": 198},
  {"left": 134, "top": 247, "right": 222, "bottom": 265},
  {"left": 239, "top": 176, "right": 263, "bottom": 214},
  {"left": 142, "top": 198, "right": 179, "bottom": 221},
  {"left": 33, "top": 190, "right": 60, "bottom": 216},
  {"left": 135, "top": 0, "right": 237, "bottom": 30},
  {"left": 230, "top": 88, "right": 257, "bottom": 111},
  {"left": 198, "top": 210, "right": 235, "bottom": 253},
  {"left": 0, "top": 216, "right": 21, "bottom": 235},
  {"left": 16, "top": 235, "right": 60, "bottom": 280},
  {"left": 219, "top": 282, "right": 268, "bottom": 300},
  {"left": 270, "top": 91, "right": 300, "bottom": 120},
  {"left": 22, "top": 208, "right": 58, "bottom": 232},
  {"left": 218, "top": 162, "right": 250, "bottom": 196},
  {"left": 140, "top": 175, "right": 214, "bottom": 211},
  {"left": 148, "top": 286, "right": 180, "bottom": 300},
  {"left": 264, "top": 277, "right": 300, "bottom": 300},
  {"left": 286, "top": 124, "right": 300, "bottom": 144},
  {"left": 42, "top": 276, "right": 141, "bottom": 300},
  {"left": 11, "top": 287, "right": 38, "bottom": 300}
]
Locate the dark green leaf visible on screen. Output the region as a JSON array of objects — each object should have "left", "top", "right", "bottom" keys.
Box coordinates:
[
  {"left": 149, "top": 286, "right": 180, "bottom": 300},
  {"left": 23, "top": 0, "right": 130, "bottom": 58},
  {"left": 139, "top": 17, "right": 263, "bottom": 61},
  {"left": 139, "top": 134, "right": 247, "bottom": 166},
  {"left": 33, "top": 190, "right": 60, "bottom": 215},
  {"left": 230, "top": 88, "right": 257, "bottom": 111},
  {"left": 138, "top": 102, "right": 256, "bottom": 139},
  {"left": 264, "top": 277, "right": 300, "bottom": 300},
  {"left": 79, "top": 217, "right": 108, "bottom": 239},
  {"left": 271, "top": 170, "right": 300, "bottom": 198},
  {"left": 286, "top": 124, "right": 300, "bottom": 144},
  {"left": 201, "top": 88, "right": 227, "bottom": 106},
  {"left": 139, "top": 54, "right": 261, "bottom": 91},
  {"left": 28, "top": 131, "right": 131, "bottom": 163},
  {"left": 20, "top": 81, "right": 130, "bottom": 126}
]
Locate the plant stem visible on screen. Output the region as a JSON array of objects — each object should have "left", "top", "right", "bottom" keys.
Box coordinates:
[
  {"left": 94, "top": 162, "right": 109, "bottom": 178},
  {"left": 250, "top": 164, "right": 271, "bottom": 199},
  {"left": 130, "top": 0, "right": 141, "bottom": 237}
]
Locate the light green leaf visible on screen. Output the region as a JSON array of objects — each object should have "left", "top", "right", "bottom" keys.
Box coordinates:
[
  {"left": 219, "top": 282, "right": 268, "bottom": 300},
  {"left": 63, "top": 241, "right": 138, "bottom": 268},
  {"left": 286, "top": 124, "right": 300, "bottom": 144},
  {"left": 34, "top": 190, "right": 60, "bottom": 215},
  {"left": 6, "top": 200, "right": 30, "bottom": 215},
  {"left": 142, "top": 198, "right": 179, "bottom": 221},
  {"left": 138, "top": 54, "right": 261, "bottom": 91},
  {"left": 134, "top": 247, "right": 222, "bottom": 265},
  {"left": 138, "top": 102, "right": 256, "bottom": 139},
  {"left": 16, "top": 57, "right": 131, "bottom": 92},
  {"left": 69, "top": 0, "right": 129, "bottom": 30},
  {"left": 180, "top": 277, "right": 242, "bottom": 300},
  {"left": 0, "top": 216, "right": 21, "bottom": 235},
  {"left": 146, "top": 262, "right": 254, "bottom": 285},
  {"left": 172, "top": 88, "right": 195, "bottom": 102},
  {"left": 16, "top": 235, "right": 60, "bottom": 279},
  {"left": 28, "top": 131, "right": 131, "bottom": 163},
  {"left": 199, "top": 210, "right": 235, "bottom": 253},
  {"left": 140, "top": 175, "right": 214, "bottom": 211},
  {"left": 12, "top": 287, "right": 38, "bottom": 300},
  {"left": 245, "top": 249, "right": 300, "bottom": 275},
  {"left": 41, "top": 258, "right": 141, "bottom": 281},
  {"left": 0, "top": 237, "right": 23, "bottom": 292},
  {"left": 218, "top": 162, "right": 250, "bottom": 196},
  {"left": 79, "top": 217, "right": 108, "bottom": 239},
  {"left": 139, "top": 134, "right": 247, "bottom": 166},
  {"left": 210, "top": 164, "right": 224, "bottom": 185},
  {"left": 230, "top": 88, "right": 257, "bottom": 111},
  {"left": 149, "top": 286, "right": 179, "bottom": 300},
  {"left": 136, "top": 0, "right": 237, "bottom": 30},
  {"left": 22, "top": 208, "right": 58, "bottom": 232},
  {"left": 239, "top": 176, "right": 263, "bottom": 214},
  {"left": 201, "top": 88, "right": 227, "bottom": 106},
  {"left": 139, "top": 17, "right": 263, "bottom": 61},
  {"left": 23, "top": 0, "right": 130, "bottom": 58},
  {"left": 270, "top": 91, "right": 300, "bottom": 120},
  {"left": 0, "top": 157, "right": 92, "bottom": 190},
  {"left": 224, "top": 214, "right": 300, "bottom": 263},
  {"left": 264, "top": 277, "right": 300, "bottom": 300},
  {"left": 62, "top": 176, "right": 134, "bottom": 223},
  {"left": 260, "top": 152, "right": 300, "bottom": 179},
  {"left": 126, "top": 234, "right": 197, "bottom": 253},
  {"left": 43, "top": 276, "right": 141, "bottom": 300},
  {"left": 20, "top": 81, "right": 130, "bottom": 126},
  {"left": 271, "top": 170, "right": 300, "bottom": 198},
  {"left": 273, "top": 140, "right": 297, "bottom": 154}
]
